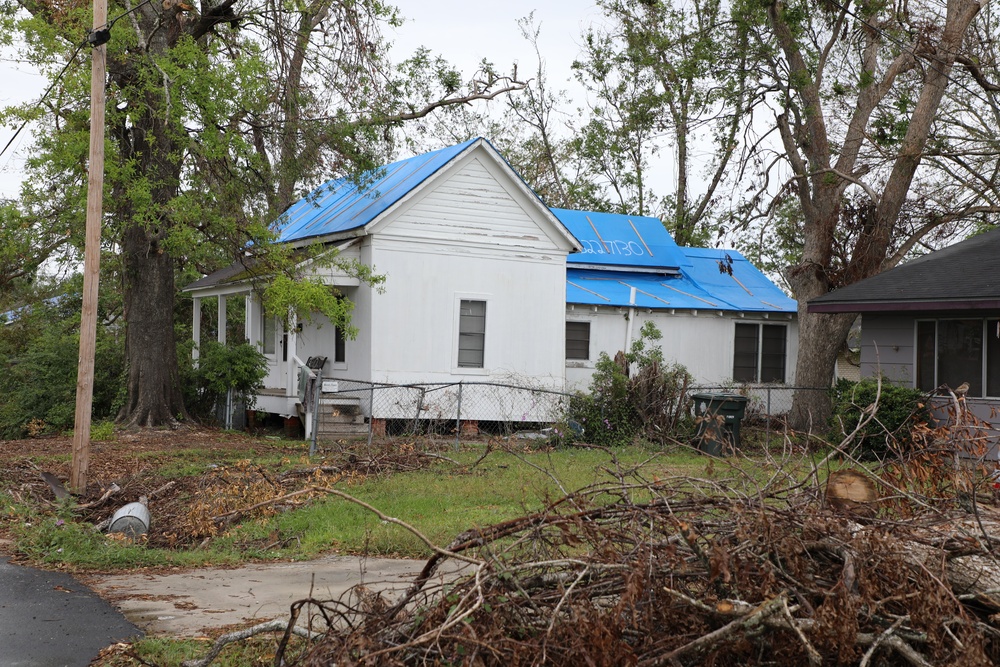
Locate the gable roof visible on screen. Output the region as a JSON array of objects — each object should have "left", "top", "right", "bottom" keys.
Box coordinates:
[
  {"left": 552, "top": 209, "right": 686, "bottom": 273},
  {"left": 274, "top": 138, "right": 579, "bottom": 251},
  {"left": 276, "top": 139, "right": 479, "bottom": 244},
  {"left": 567, "top": 247, "right": 796, "bottom": 313},
  {"left": 809, "top": 228, "right": 1000, "bottom": 313}
]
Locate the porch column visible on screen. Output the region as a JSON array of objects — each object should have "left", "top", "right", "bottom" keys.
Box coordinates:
[
  {"left": 192, "top": 296, "right": 201, "bottom": 365},
  {"left": 286, "top": 310, "right": 298, "bottom": 397},
  {"left": 217, "top": 295, "right": 227, "bottom": 344}
]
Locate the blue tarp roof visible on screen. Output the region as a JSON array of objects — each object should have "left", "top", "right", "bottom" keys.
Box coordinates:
[
  {"left": 552, "top": 209, "right": 686, "bottom": 271},
  {"left": 276, "top": 139, "right": 480, "bottom": 243},
  {"left": 567, "top": 247, "right": 796, "bottom": 313}
]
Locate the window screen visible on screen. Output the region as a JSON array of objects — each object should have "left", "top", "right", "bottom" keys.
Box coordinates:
[
  {"left": 566, "top": 322, "right": 591, "bottom": 360},
  {"left": 334, "top": 327, "right": 346, "bottom": 364},
  {"left": 760, "top": 325, "right": 787, "bottom": 383},
  {"left": 733, "top": 323, "right": 759, "bottom": 382},
  {"left": 937, "top": 319, "right": 982, "bottom": 397}
]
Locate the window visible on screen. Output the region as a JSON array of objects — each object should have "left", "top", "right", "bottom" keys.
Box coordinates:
[
  {"left": 733, "top": 323, "right": 786, "bottom": 383},
  {"left": 915, "top": 318, "right": 1000, "bottom": 397},
  {"left": 458, "top": 300, "right": 486, "bottom": 368},
  {"left": 566, "top": 322, "right": 591, "bottom": 360},
  {"left": 334, "top": 327, "right": 346, "bottom": 364},
  {"left": 262, "top": 311, "right": 276, "bottom": 355}
]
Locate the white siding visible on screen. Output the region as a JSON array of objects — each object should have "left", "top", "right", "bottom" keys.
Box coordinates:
[
  {"left": 858, "top": 314, "right": 915, "bottom": 386},
  {"left": 367, "top": 241, "right": 567, "bottom": 392},
  {"left": 376, "top": 157, "right": 565, "bottom": 256},
  {"left": 566, "top": 307, "right": 799, "bottom": 390}
]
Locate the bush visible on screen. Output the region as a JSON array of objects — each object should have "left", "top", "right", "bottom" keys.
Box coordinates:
[
  {"left": 830, "top": 378, "right": 930, "bottom": 459},
  {"left": 569, "top": 322, "right": 693, "bottom": 446},
  {"left": 182, "top": 340, "right": 267, "bottom": 421},
  {"left": 0, "top": 289, "right": 125, "bottom": 439}
]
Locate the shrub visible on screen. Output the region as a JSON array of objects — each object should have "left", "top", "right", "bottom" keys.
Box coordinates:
[
  {"left": 830, "top": 378, "right": 930, "bottom": 459},
  {"left": 182, "top": 341, "right": 267, "bottom": 420},
  {"left": 0, "top": 289, "right": 124, "bottom": 439},
  {"left": 569, "top": 322, "right": 693, "bottom": 446}
]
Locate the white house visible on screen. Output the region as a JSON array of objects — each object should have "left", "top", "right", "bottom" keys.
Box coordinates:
[
  {"left": 184, "top": 138, "right": 797, "bottom": 435},
  {"left": 184, "top": 138, "right": 581, "bottom": 433}
]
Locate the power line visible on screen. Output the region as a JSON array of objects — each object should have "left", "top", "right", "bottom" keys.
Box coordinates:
[
  {"left": 0, "top": 0, "right": 157, "bottom": 160},
  {"left": 0, "top": 40, "right": 87, "bottom": 160}
]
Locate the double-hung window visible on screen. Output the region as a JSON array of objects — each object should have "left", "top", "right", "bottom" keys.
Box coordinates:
[
  {"left": 733, "top": 323, "right": 787, "bottom": 383},
  {"left": 458, "top": 300, "right": 486, "bottom": 368}
]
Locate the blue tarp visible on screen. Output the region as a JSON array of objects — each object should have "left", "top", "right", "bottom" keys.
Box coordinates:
[
  {"left": 567, "top": 248, "right": 796, "bottom": 313},
  {"left": 276, "top": 139, "right": 479, "bottom": 243},
  {"left": 264, "top": 138, "right": 795, "bottom": 315},
  {"left": 552, "top": 208, "right": 686, "bottom": 271}
]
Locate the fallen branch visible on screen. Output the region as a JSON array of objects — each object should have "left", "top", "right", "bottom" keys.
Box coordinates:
[
  {"left": 181, "top": 618, "right": 321, "bottom": 667},
  {"left": 646, "top": 594, "right": 790, "bottom": 666},
  {"left": 211, "top": 487, "right": 320, "bottom": 525},
  {"left": 77, "top": 483, "right": 121, "bottom": 509}
]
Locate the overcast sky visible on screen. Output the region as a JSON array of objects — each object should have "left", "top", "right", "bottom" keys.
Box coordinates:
[{"left": 0, "top": 0, "right": 600, "bottom": 198}]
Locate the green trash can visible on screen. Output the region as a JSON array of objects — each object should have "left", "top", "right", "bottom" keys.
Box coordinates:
[{"left": 692, "top": 393, "right": 749, "bottom": 456}]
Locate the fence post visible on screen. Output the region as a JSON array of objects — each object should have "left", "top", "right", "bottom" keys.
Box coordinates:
[
  {"left": 455, "top": 381, "right": 463, "bottom": 450},
  {"left": 309, "top": 373, "right": 321, "bottom": 457},
  {"left": 766, "top": 387, "right": 772, "bottom": 447},
  {"left": 367, "top": 383, "right": 375, "bottom": 448},
  {"left": 412, "top": 388, "right": 424, "bottom": 436}
]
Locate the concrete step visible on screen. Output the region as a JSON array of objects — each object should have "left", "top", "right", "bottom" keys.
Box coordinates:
[{"left": 317, "top": 422, "right": 370, "bottom": 437}]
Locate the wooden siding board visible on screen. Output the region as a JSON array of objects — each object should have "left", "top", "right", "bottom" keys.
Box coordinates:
[
  {"left": 382, "top": 158, "right": 564, "bottom": 252},
  {"left": 859, "top": 314, "right": 916, "bottom": 386}
]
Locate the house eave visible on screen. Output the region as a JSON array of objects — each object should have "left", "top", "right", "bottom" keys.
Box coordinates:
[{"left": 808, "top": 298, "right": 1000, "bottom": 313}]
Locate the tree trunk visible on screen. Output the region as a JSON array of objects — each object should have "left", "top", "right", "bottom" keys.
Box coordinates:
[
  {"left": 773, "top": 0, "right": 981, "bottom": 431},
  {"left": 118, "top": 223, "right": 190, "bottom": 427}
]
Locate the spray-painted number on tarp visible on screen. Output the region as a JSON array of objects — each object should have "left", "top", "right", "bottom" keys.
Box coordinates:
[{"left": 581, "top": 239, "right": 645, "bottom": 256}]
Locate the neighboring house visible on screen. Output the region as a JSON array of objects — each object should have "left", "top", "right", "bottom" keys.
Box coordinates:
[
  {"left": 554, "top": 209, "right": 798, "bottom": 390},
  {"left": 808, "top": 227, "right": 1000, "bottom": 425},
  {"left": 184, "top": 138, "right": 798, "bottom": 433}
]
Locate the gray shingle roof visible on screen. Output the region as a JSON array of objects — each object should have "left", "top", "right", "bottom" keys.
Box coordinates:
[{"left": 808, "top": 227, "right": 1000, "bottom": 312}]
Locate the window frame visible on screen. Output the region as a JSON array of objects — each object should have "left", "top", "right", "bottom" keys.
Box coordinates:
[
  {"left": 456, "top": 298, "right": 488, "bottom": 370},
  {"left": 914, "top": 317, "right": 1000, "bottom": 398},
  {"left": 261, "top": 309, "right": 277, "bottom": 357},
  {"left": 732, "top": 322, "right": 787, "bottom": 384}
]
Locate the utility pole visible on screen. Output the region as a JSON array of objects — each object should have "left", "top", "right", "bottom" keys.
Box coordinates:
[{"left": 71, "top": 0, "right": 109, "bottom": 492}]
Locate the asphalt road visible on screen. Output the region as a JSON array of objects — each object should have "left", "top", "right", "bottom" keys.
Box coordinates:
[{"left": 0, "top": 556, "right": 142, "bottom": 667}]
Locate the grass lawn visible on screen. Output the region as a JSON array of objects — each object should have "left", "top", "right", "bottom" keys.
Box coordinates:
[{"left": 1, "top": 431, "right": 834, "bottom": 570}]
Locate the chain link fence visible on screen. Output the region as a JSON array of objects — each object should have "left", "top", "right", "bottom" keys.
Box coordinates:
[
  {"left": 307, "top": 379, "right": 574, "bottom": 446},
  {"left": 689, "top": 385, "right": 832, "bottom": 445}
]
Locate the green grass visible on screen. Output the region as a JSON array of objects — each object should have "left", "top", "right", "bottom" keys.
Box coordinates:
[{"left": 3, "top": 437, "right": 828, "bottom": 570}]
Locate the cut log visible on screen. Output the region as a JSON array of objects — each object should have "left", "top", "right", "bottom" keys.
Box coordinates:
[{"left": 826, "top": 469, "right": 878, "bottom": 515}]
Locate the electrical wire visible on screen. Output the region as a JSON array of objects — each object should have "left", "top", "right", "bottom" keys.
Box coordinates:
[
  {"left": 0, "top": 40, "right": 88, "bottom": 160},
  {"left": 0, "top": 0, "right": 157, "bottom": 160}
]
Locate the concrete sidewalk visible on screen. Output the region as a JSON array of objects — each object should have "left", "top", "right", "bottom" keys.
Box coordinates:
[{"left": 83, "top": 555, "right": 446, "bottom": 637}]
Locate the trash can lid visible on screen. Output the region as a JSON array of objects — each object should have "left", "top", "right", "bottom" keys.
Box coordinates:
[{"left": 692, "top": 392, "right": 748, "bottom": 401}]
